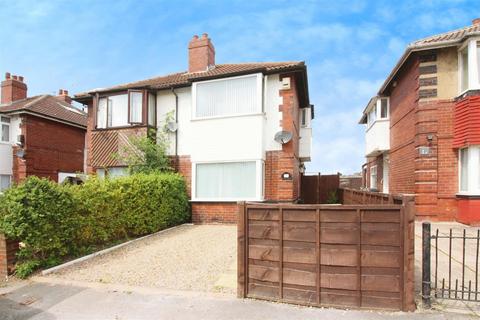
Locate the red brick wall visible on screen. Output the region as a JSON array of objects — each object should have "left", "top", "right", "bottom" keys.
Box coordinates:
[
  {"left": 1, "top": 76, "right": 27, "bottom": 104},
  {"left": 0, "top": 234, "right": 19, "bottom": 277},
  {"left": 389, "top": 57, "right": 419, "bottom": 195},
  {"left": 14, "top": 115, "right": 85, "bottom": 183},
  {"left": 191, "top": 202, "right": 237, "bottom": 224}
]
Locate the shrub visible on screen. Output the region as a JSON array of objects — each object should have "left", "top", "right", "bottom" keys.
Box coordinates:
[{"left": 0, "top": 173, "right": 189, "bottom": 277}]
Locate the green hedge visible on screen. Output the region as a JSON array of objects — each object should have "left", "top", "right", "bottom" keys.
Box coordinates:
[{"left": 0, "top": 173, "right": 189, "bottom": 277}]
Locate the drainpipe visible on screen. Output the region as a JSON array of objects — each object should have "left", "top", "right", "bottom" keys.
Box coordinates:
[{"left": 170, "top": 88, "right": 179, "bottom": 164}]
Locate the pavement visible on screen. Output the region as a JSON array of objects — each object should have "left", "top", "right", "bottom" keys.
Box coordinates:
[{"left": 0, "top": 278, "right": 475, "bottom": 320}]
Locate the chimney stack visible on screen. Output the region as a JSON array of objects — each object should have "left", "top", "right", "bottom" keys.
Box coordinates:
[
  {"left": 188, "top": 33, "right": 215, "bottom": 73},
  {"left": 57, "top": 89, "right": 72, "bottom": 104},
  {"left": 1, "top": 72, "right": 27, "bottom": 104},
  {"left": 473, "top": 18, "right": 480, "bottom": 25}
]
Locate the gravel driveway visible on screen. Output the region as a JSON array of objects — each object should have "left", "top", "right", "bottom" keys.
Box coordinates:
[{"left": 48, "top": 224, "right": 237, "bottom": 294}]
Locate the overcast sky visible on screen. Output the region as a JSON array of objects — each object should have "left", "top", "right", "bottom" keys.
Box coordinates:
[{"left": 0, "top": 0, "right": 477, "bottom": 174}]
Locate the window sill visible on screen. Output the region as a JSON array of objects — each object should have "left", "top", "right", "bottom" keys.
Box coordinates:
[
  {"left": 457, "top": 193, "right": 480, "bottom": 199},
  {"left": 93, "top": 125, "right": 148, "bottom": 131},
  {"left": 191, "top": 112, "right": 264, "bottom": 122}
]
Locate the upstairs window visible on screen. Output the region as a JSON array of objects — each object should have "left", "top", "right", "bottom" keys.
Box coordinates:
[
  {"left": 96, "top": 91, "right": 149, "bottom": 129},
  {"left": 459, "top": 40, "right": 480, "bottom": 93},
  {"left": 300, "top": 107, "right": 311, "bottom": 128},
  {"left": 148, "top": 93, "right": 156, "bottom": 126},
  {"left": 379, "top": 98, "right": 389, "bottom": 119},
  {"left": 1, "top": 116, "right": 10, "bottom": 142},
  {"left": 459, "top": 146, "right": 480, "bottom": 195},
  {"left": 367, "top": 106, "right": 376, "bottom": 128},
  {"left": 193, "top": 74, "right": 262, "bottom": 119},
  {"left": 129, "top": 91, "right": 143, "bottom": 123}
]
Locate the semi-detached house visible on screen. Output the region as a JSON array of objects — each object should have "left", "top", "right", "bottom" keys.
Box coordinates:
[
  {"left": 0, "top": 74, "right": 87, "bottom": 189},
  {"left": 360, "top": 18, "right": 480, "bottom": 224},
  {"left": 75, "top": 34, "right": 313, "bottom": 223}
]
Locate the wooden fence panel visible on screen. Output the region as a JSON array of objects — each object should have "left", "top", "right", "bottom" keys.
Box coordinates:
[
  {"left": 238, "top": 199, "right": 416, "bottom": 312},
  {"left": 301, "top": 174, "right": 340, "bottom": 204}
]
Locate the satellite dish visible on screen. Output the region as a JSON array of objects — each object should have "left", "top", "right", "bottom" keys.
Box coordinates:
[
  {"left": 166, "top": 122, "right": 178, "bottom": 132},
  {"left": 274, "top": 131, "right": 293, "bottom": 144}
]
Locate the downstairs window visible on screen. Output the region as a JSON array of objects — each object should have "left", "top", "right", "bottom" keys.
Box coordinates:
[
  {"left": 459, "top": 146, "right": 480, "bottom": 195},
  {"left": 194, "top": 161, "right": 259, "bottom": 200}
]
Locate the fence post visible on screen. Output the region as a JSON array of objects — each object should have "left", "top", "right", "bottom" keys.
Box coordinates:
[
  {"left": 237, "top": 201, "right": 246, "bottom": 298},
  {"left": 422, "top": 222, "right": 431, "bottom": 308}
]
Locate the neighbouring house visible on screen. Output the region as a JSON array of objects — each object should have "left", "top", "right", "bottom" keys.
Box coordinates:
[
  {"left": 74, "top": 33, "right": 313, "bottom": 223},
  {"left": 339, "top": 173, "right": 362, "bottom": 190},
  {"left": 0, "top": 73, "right": 87, "bottom": 190},
  {"left": 360, "top": 18, "right": 480, "bottom": 224}
]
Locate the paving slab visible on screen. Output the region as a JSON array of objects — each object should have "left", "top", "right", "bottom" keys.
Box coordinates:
[{"left": 0, "top": 280, "right": 474, "bottom": 320}]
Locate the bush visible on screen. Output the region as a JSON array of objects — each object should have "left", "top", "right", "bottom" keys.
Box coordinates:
[{"left": 0, "top": 173, "right": 189, "bottom": 277}]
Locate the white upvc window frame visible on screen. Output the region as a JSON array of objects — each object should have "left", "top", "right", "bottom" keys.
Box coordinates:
[
  {"left": 191, "top": 73, "right": 264, "bottom": 121},
  {"left": 300, "top": 107, "right": 312, "bottom": 128},
  {"left": 1, "top": 116, "right": 11, "bottom": 143},
  {"left": 458, "top": 146, "right": 480, "bottom": 195},
  {"left": 191, "top": 159, "right": 264, "bottom": 202},
  {"left": 370, "top": 165, "right": 378, "bottom": 190},
  {"left": 0, "top": 174, "right": 12, "bottom": 193},
  {"left": 458, "top": 38, "right": 480, "bottom": 95},
  {"left": 366, "top": 97, "right": 389, "bottom": 130}
]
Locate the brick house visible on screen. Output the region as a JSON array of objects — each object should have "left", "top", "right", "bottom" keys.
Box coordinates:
[
  {"left": 360, "top": 18, "right": 480, "bottom": 224},
  {"left": 74, "top": 34, "right": 312, "bottom": 223},
  {"left": 0, "top": 73, "right": 87, "bottom": 189}
]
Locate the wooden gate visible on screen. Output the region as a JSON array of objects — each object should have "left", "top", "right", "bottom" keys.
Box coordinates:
[
  {"left": 301, "top": 173, "right": 340, "bottom": 204},
  {"left": 237, "top": 200, "right": 415, "bottom": 311}
]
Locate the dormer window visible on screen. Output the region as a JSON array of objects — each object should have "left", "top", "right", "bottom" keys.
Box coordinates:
[{"left": 459, "top": 39, "right": 480, "bottom": 94}]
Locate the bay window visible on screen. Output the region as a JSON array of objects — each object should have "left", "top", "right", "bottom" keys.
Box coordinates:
[
  {"left": 193, "top": 74, "right": 262, "bottom": 119},
  {"left": 96, "top": 91, "right": 154, "bottom": 128},
  {"left": 96, "top": 167, "right": 129, "bottom": 179},
  {"left": 194, "top": 161, "right": 262, "bottom": 200},
  {"left": 367, "top": 106, "right": 376, "bottom": 128},
  {"left": 459, "top": 146, "right": 480, "bottom": 194},
  {"left": 459, "top": 39, "right": 480, "bottom": 93},
  {"left": 1, "top": 116, "right": 10, "bottom": 142}
]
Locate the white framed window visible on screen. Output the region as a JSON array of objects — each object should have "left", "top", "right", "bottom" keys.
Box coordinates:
[
  {"left": 192, "top": 74, "right": 263, "bottom": 119},
  {"left": 1, "top": 116, "right": 10, "bottom": 142},
  {"left": 148, "top": 93, "right": 156, "bottom": 126},
  {"left": 370, "top": 165, "right": 377, "bottom": 190},
  {"left": 459, "top": 146, "right": 480, "bottom": 195},
  {"left": 458, "top": 39, "right": 480, "bottom": 94},
  {"left": 379, "top": 97, "right": 389, "bottom": 119},
  {"left": 0, "top": 175, "right": 11, "bottom": 192},
  {"left": 129, "top": 90, "right": 143, "bottom": 124},
  {"left": 367, "top": 106, "right": 376, "bottom": 128},
  {"left": 193, "top": 160, "right": 263, "bottom": 201},
  {"left": 300, "top": 108, "right": 311, "bottom": 128},
  {"left": 96, "top": 94, "right": 130, "bottom": 129}
]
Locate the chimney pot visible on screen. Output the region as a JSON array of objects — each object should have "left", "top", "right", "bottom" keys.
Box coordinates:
[
  {"left": 64, "top": 90, "right": 68, "bottom": 96},
  {"left": 201, "top": 33, "right": 208, "bottom": 39},
  {"left": 56, "top": 88, "right": 72, "bottom": 104},
  {"left": 18, "top": 76, "right": 24, "bottom": 82},
  {"left": 192, "top": 35, "right": 199, "bottom": 40},
  {"left": 5, "top": 72, "right": 11, "bottom": 80},
  {"left": 473, "top": 18, "right": 480, "bottom": 25},
  {"left": 59, "top": 89, "right": 63, "bottom": 95},
  {"left": 12, "top": 75, "right": 18, "bottom": 80}
]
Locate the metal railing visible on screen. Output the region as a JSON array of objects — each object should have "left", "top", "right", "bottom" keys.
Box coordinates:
[{"left": 422, "top": 222, "right": 480, "bottom": 307}]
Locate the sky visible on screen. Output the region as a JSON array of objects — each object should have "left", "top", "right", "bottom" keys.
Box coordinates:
[{"left": 0, "top": 0, "right": 478, "bottom": 174}]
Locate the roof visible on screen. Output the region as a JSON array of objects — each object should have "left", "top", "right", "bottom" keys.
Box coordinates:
[
  {"left": 0, "top": 95, "right": 87, "bottom": 128},
  {"left": 378, "top": 21, "right": 480, "bottom": 95},
  {"left": 75, "top": 62, "right": 307, "bottom": 100}
]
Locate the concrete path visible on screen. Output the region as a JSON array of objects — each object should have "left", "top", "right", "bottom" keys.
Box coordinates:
[{"left": 0, "top": 279, "right": 473, "bottom": 320}]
